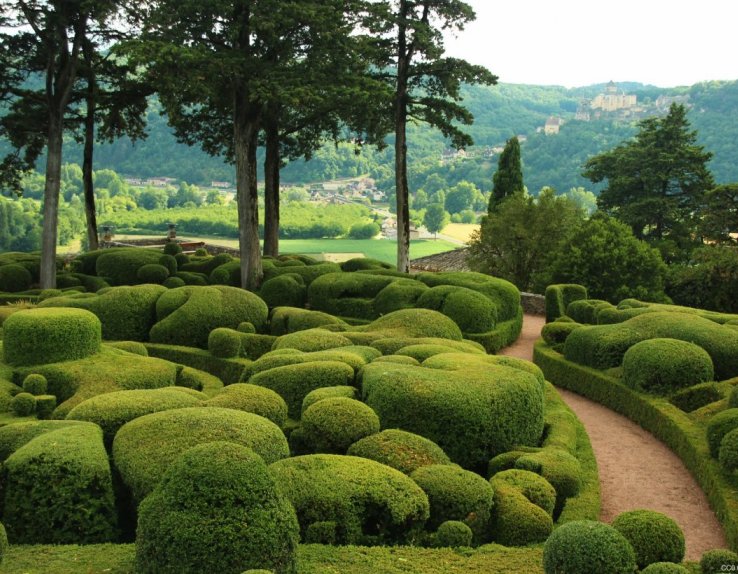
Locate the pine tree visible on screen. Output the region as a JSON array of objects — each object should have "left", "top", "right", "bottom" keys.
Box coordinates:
[{"left": 489, "top": 136, "right": 524, "bottom": 212}]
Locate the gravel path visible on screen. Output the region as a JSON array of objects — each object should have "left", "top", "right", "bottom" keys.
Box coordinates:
[{"left": 500, "top": 314, "right": 726, "bottom": 560}]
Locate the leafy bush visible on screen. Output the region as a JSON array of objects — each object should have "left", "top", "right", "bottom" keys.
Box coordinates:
[
  {"left": 10, "top": 392, "right": 36, "bottom": 416},
  {"left": 136, "top": 442, "right": 299, "bottom": 574},
  {"left": 113, "top": 407, "right": 289, "bottom": 502},
  {"left": 0, "top": 264, "right": 32, "bottom": 292},
  {"left": 700, "top": 548, "right": 738, "bottom": 573},
  {"left": 258, "top": 274, "right": 307, "bottom": 309},
  {"left": 347, "top": 429, "right": 451, "bottom": 475},
  {"left": 353, "top": 308, "right": 463, "bottom": 341},
  {"left": 162, "top": 242, "right": 182, "bottom": 256},
  {"left": 249, "top": 361, "right": 355, "bottom": 418},
  {"left": 706, "top": 408, "right": 738, "bottom": 457},
  {"left": 206, "top": 383, "right": 288, "bottom": 427},
  {"left": 107, "top": 340, "right": 149, "bottom": 356},
  {"left": 2, "top": 307, "right": 101, "bottom": 366},
  {"left": 162, "top": 276, "right": 186, "bottom": 289},
  {"left": 489, "top": 481, "right": 553, "bottom": 546},
  {"left": 611, "top": 509, "right": 685, "bottom": 569},
  {"left": 0, "top": 521, "right": 6, "bottom": 565},
  {"left": 34, "top": 394, "right": 57, "bottom": 419},
  {"left": 158, "top": 254, "right": 178, "bottom": 276},
  {"left": 208, "top": 327, "right": 242, "bottom": 358},
  {"left": 719, "top": 427, "right": 738, "bottom": 472},
  {"left": 373, "top": 279, "right": 429, "bottom": 316},
  {"left": 410, "top": 464, "right": 494, "bottom": 543},
  {"left": 396, "top": 343, "right": 470, "bottom": 362},
  {"left": 96, "top": 248, "right": 165, "bottom": 285},
  {"left": 136, "top": 263, "right": 170, "bottom": 284},
  {"left": 670, "top": 382, "right": 722, "bottom": 412},
  {"left": 264, "top": 262, "right": 341, "bottom": 286},
  {"left": 66, "top": 388, "right": 203, "bottom": 448},
  {"left": 622, "top": 338, "right": 714, "bottom": 395},
  {"left": 271, "top": 328, "right": 353, "bottom": 352},
  {"left": 640, "top": 563, "right": 690, "bottom": 574},
  {"left": 2, "top": 423, "right": 117, "bottom": 543},
  {"left": 416, "top": 285, "right": 497, "bottom": 333},
  {"left": 175, "top": 270, "right": 208, "bottom": 285},
  {"left": 490, "top": 469, "right": 557, "bottom": 516},
  {"left": 341, "top": 257, "right": 393, "bottom": 272},
  {"left": 348, "top": 222, "right": 380, "bottom": 239},
  {"left": 209, "top": 260, "right": 242, "bottom": 287},
  {"left": 543, "top": 520, "right": 637, "bottom": 574},
  {"left": 270, "top": 454, "right": 429, "bottom": 545},
  {"left": 269, "top": 307, "right": 347, "bottom": 336},
  {"left": 545, "top": 284, "right": 588, "bottom": 322},
  {"left": 308, "top": 272, "right": 396, "bottom": 320},
  {"left": 301, "top": 398, "right": 380, "bottom": 454},
  {"left": 541, "top": 321, "right": 583, "bottom": 346},
  {"left": 179, "top": 252, "right": 233, "bottom": 276},
  {"left": 301, "top": 385, "right": 357, "bottom": 416},
  {"left": 434, "top": 521, "right": 473, "bottom": 548}
]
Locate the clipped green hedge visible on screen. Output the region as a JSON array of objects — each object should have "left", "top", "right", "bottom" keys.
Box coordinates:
[
  {"left": 258, "top": 274, "right": 307, "bottom": 309},
  {"left": 0, "top": 264, "right": 32, "bottom": 293},
  {"left": 113, "top": 406, "right": 289, "bottom": 502},
  {"left": 271, "top": 328, "right": 353, "bottom": 353},
  {"left": 264, "top": 262, "right": 341, "bottom": 286},
  {"left": 95, "top": 248, "right": 165, "bottom": 286},
  {"left": 269, "top": 454, "right": 430, "bottom": 545},
  {"left": 347, "top": 429, "right": 451, "bottom": 475},
  {"left": 489, "top": 478, "right": 553, "bottom": 546},
  {"left": 434, "top": 520, "right": 473, "bottom": 548},
  {"left": 301, "top": 386, "right": 357, "bottom": 415},
  {"left": 2, "top": 307, "right": 101, "bottom": 366},
  {"left": 136, "top": 442, "right": 298, "bottom": 574},
  {"left": 308, "top": 272, "right": 396, "bottom": 320},
  {"left": 2, "top": 423, "right": 118, "bottom": 544},
  {"left": 611, "top": 509, "right": 685, "bottom": 569},
  {"left": 136, "top": 263, "right": 170, "bottom": 284},
  {"left": 701, "top": 548, "right": 738, "bottom": 573},
  {"left": 269, "top": 307, "right": 347, "bottom": 336},
  {"left": 373, "top": 279, "right": 428, "bottom": 316},
  {"left": 545, "top": 284, "right": 588, "bottom": 323},
  {"left": 144, "top": 342, "right": 249, "bottom": 386},
  {"left": 301, "top": 397, "right": 380, "bottom": 454},
  {"left": 205, "top": 383, "right": 288, "bottom": 427},
  {"left": 670, "top": 382, "right": 722, "bottom": 413},
  {"left": 416, "top": 285, "right": 497, "bottom": 334}
]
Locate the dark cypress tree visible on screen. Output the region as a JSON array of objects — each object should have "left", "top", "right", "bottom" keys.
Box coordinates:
[{"left": 490, "top": 136, "right": 524, "bottom": 212}]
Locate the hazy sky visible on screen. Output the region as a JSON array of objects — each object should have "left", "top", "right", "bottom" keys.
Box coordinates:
[{"left": 443, "top": 0, "right": 737, "bottom": 88}]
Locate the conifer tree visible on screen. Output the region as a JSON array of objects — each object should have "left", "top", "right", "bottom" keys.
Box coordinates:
[{"left": 489, "top": 136, "right": 524, "bottom": 212}]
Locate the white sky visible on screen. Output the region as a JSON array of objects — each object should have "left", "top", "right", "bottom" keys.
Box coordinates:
[{"left": 443, "top": 0, "right": 738, "bottom": 88}]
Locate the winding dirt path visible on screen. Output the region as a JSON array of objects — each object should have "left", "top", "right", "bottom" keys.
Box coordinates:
[{"left": 500, "top": 314, "right": 726, "bottom": 560}]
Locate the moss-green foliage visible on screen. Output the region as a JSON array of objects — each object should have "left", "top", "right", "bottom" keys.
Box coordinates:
[
  {"left": 421, "top": 353, "right": 545, "bottom": 389},
  {"left": 543, "top": 520, "right": 637, "bottom": 574},
  {"left": 3, "top": 307, "right": 101, "bottom": 366},
  {"left": 301, "top": 385, "right": 357, "bottom": 415},
  {"left": 269, "top": 306, "right": 348, "bottom": 336},
  {"left": 0, "top": 521, "right": 6, "bottom": 565},
  {"left": 239, "top": 333, "right": 278, "bottom": 360},
  {"left": 410, "top": 464, "right": 494, "bottom": 544},
  {"left": 136, "top": 263, "right": 170, "bottom": 284},
  {"left": 158, "top": 254, "right": 178, "bottom": 276},
  {"left": 144, "top": 342, "right": 249, "bottom": 386},
  {"left": 10, "top": 392, "right": 35, "bottom": 416},
  {"left": 2, "top": 422, "right": 117, "bottom": 543},
  {"left": 95, "top": 248, "right": 165, "bottom": 286},
  {"left": 270, "top": 454, "right": 430, "bottom": 545},
  {"left": 106, "top": 340, "right": 148, "bottom": 356},
  {"left": 209, "top": 260, "right": 242, "bottom": 287},
  {"left": 208, "top": 327, "right": 242, "bottom": 358},
  {"left": 611, "top": 509, "right": 685, "bottom": 569},
  {"left": 150, "top": 285, "right": 268, "bottom": 348},
  {"left": 706, "top": 408, "right": 738, "bottom": 457},
  {"left": 162, "top": 242, "right": 182, "bottom": 256},
  {"left": 0, "top": 420, "right": 86, "bottom": 460},
  {"left": 513, "top": 448, "right": 582, "bottom": 509},
  {"left": 246, "top": 347, "right": 374, "bottom": 382},
  {"left": 39, "top": 284, "right": 166, "bottom": 341},
  {"left": 179, "top": 252, "right": 233, "bottom": 276},
  {"left": 353, "top": 308, "right": 463, "bottom": 341},
  {"left": 541, "top": 321, "right": 583, "bottom": 347},
  {"left": 566, "top": 298, "right": 613, "bottom": 325},
  {"left": 162, "top": 276, "right": 186, "bottom": 288},
  {"left": 70, "top": 272, "right": 110, "bottom": 293},
  {"left": 701, "top": 549, "right": 738, "bottom": 573},
  {"left": 371, "top": 355, "right": 421, "bottom": 366},
  {"left": 66, "top": 388, "right": 203, "bottom": 448},
  {"left": 545, "top": 284, "right": 588, "bottom": 323},
  {"left": 490, "top": 469, "right": 557, "bottom": 517},
  {"left": 258, "top": 274, "right": 307, "bottom": 309},
  {"left": 175, "top": 270, "right": 208, "bottom": 285},
  {"left": 271, "top": 328, "right": 353, "bottom": 352},
  {"left": 341, "top": 257, "right": 394, "bottom": 272},
  {"left": 564, "top": 311, "right": 738, "bottom": 379},
  {"left": 395, "top": 343, "right": 471, "bottom": 362},
  {"left": 309, "top": 272, "right": 396, "bottom": 320},
  {"left": 373, "top": 279, "right": 429, "bottom": 316},
  {"left": 434, "top": 520, "right": 473, "bottom": 548},
  {"left": 34, "top": 394, "right": 56, "bottom": 419},
  {"left": 640, "top": 563, "right": 690, "bottom": 574},
  {"left": 670, "top": 382, "right": 722, "bottom": 412},
  {"left": 719, "top": 427, "right": 738, "bottom": 471},
  {"left": 113, "top": 406, "right": 289, "bottom": 502},
  {"left": 622, "top": 338, "right": 714, "bottom": 395},
  {"left": 0, "top": 264, "right": 32, "bottom": 293},
  {"left": 362, "top": 361, "right": 544, "bottom": 471},
  {"left": 264, "top": 262, "right": 342, "bottom": 285},
  {"left": 489, "top": 481, "right": 553, "bottom": 547},
  {"left": 370, "top": 337, "right": 483, "bottom": 356},
  {"left": 249, "top": 361, "right": 355, "bottom": 419},
  {"left": 301, "top": 398, "right": 380, "bottom": 454},
  {"left": 416, "top": 285, "right": 497, "bottom": 333},
  {"left": 136, "top": 442, "right": 299, "bottom": 574},
  {"left": 205, "top": 383, "right": 288, "bottom": 427},
  {"left": 14, "top": 346, "right": 178, "bottom": 417},
  {"left": 348, "top": 429, "right": 451, "bottom": 475}
]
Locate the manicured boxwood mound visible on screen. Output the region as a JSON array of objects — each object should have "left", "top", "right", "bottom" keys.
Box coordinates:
[
  {"left": 416, "top": 285, "right": 497, "bottom": 334},
  {"left": 0, "top": 264, "right": 32, "bottom": 293},
  {"left": 95, "top": 248, "right": 167, "bottom": 286},
  {"left": 269, "top": 454, "right": 430, "bottom": 545},
  {"left": 269, "top": 306, "right": 348, "bottom": 336},
  {"left": 271, "top": 328, "right": 354, "bottom": 352},
  {"left": 489, "top": 470, "right": 555, "bottom": 546},
  {"left": 136, "top": 442, "right": 299, "bottom": 574},
  {"left": 611, "top": 509, "right": 685, "bottom": 569},
  {"left": 245, "top": 346, "right": 375, "bottom": 381},
  {"left": 1, "top": 422, "right": 118, "bottom": 544},
  {"left": 2, "top": 308, "right": 101, "bottom": 366},
  {"left": 308, "top": 272, "right": 397, "bottom": 320},
  {"left": 362, "top": 361, "right": 544, "bottom": 471},
  {"left": 373, "top": 279, "right": 429, "bottom": 316},
  {"left": 347, "top": 429, "right": 451, "bottom": 475},
  {"left": 113, "top": 407, "right": 290, "bottom": 502},
  {"left": 258, "top": 274, "right": 308, "bottom": 309},
  {"left": 301, "top": 397, "right": 380, "bottom": 454},
  {"left": 66, "top": 388, "right": 204, "bottom": 448},
  {"left": 205, "top": 383, "right": 288, "bottom": 427},
  {"left": 545, "top": 284, "right": 588, "bottom": 323}
]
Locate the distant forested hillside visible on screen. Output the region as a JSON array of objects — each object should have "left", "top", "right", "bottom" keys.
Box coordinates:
[{"left": 5, "top": 80, "right": 738, "bottom": 194}]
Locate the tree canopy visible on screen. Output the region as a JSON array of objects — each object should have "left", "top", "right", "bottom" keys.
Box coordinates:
[{"left": 490, "top": 136, "right": 523, "bottom": 211}]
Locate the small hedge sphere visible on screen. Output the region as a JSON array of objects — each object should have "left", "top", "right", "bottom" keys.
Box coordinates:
[
  {"left": 640, "top": 564, "right": 690, "bottom": 574},
  {"left": 162, "top": 242, "right": 182, "bottom": 255},
  {"left": 136, "top": 442, "right": 299, "bottom": 574},
  {"left": 136, "top": 263, "right": 170, "bottom": 284},
  {"left": 10, "top": 392, "right": 36, "bottom": 416},
  {"left": 706, "top": 409, "right": 738, "bottom": 458},
  {"left": 0, "top": 263, "right": 32, "bottom": 292},
  {"left": 434, "top": 520, "right": 473, "bottom": 548},
  {"left": 301, "top": 398, "right": 380, "bottom": 454},
  {"left": 208, "top": 328, "right": 242, "bottom": 358},
  {"left": 206, "top": 384, "right": 288, "bottom": 427},
  {"left": 22, "top": 374, "right": 48, "bottom": 395},
  {"left": 347, "top": 429, "right": 451, "bottom": 475},
  {"left": 700, "top": 548, "right": 738, "bottom": 573},
  {"left": 611, "top": 509, "right": 684, "bottom": 569},
  {"left": 622, "top": 338, "right": 714, "bottom": 395},
  {"left": 718, "top": 427, "right": 738, "bottom": 472},
  {"left": 543, "top": 520, "right": 637, "bottom": 574}
]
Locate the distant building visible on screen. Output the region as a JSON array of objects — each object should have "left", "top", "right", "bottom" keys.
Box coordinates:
[
  {"left": 211, "top": 181, "right": 231, "bottom": 189},
  {"left": 146, "top": 177, "right": 177, "bottom": 187},
  {"left": 591, "top": 81, "right": 637, "bottom": 112},
  {"left": 544, "top": 116, "right": 562, "bottom": 135}
]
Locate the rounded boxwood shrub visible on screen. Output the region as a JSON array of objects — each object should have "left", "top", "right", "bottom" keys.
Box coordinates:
[
  {"left": 272, "top": 328, "right": 353, "bottom": 353},
  {"left": 373, "top": 279, "right": 428, "bottom": 316},
  {"left": 410, "top": 464, "right": 494, "bottom": 543},
  {"left": 3, "top": 308, "right": 101, "bottom": 366},
  {"left": 10, "top": 392, "right": 36, "bottom": 416},
  {"left": 416, "top": 285, "right": 497, "bottom": 334},
  {"left": 370, "top": 355, "right": 420, "bottom": 366},
  {"left": 347, "top": 429, "right": 451, "bottom": 475},
  {"left": 670, "top": 382, "right": 722, "bottom": 412},
  {"left": 270, "top": 454, "right": 429, "bottom": 546},
  {"left": 107, "top": 341, "right": 149, "bottom": 356},
  {"left": 162, "top": 241, "right": 182, "bottom": 256},
  {"left": 113, "top": 407, "right": 290, "bottom": 502},
  {"left": 55, "top": 274, "right": 82, "bottom": 289},
  {"left": 259, "top": 274, "right": 307, "bottom": 309},
  {"left": 301, "top": 398, "right": 380, "bottom": 454},
  {"left": 301, "top": 385, "right": 357, "bottom": 416},
  {"left": 22, "top": 373, "right": 48, "bottom": 395},
  {"left": 208, "top": 327, "right": 242, "bottom": 358},
  {"left": 209, "top": 261, "right": 242, "bottom": 287},
  {"left": 96, "top": 248, "right": 165, "bottom": 286},
  {"left": 206, "top": 384, "right": 288, "bottom": 427},
  {"left": 640, "top": 563, "right": 689, "bottom": 574},
  {"left": 396, "top": 343, "right": 467, "bottom": 362},
  {"left": 541, "top": 321, "right": 583, "bottom": 346},
  {"left": 35, "top": 395, "right": 57, "bottom": 420},
  {"left": 269, "top": 307, "right": 347, "bottom": 337},
  {"left": 136, "top": 263, "right": 170, "bottom": 285},
  {"left": 158, "top": 254, "right": 178, "bottom": 275},
  {"left": 719, "top": 427, "right": 738, "bottom": 471},
  {"left": 434, "top": 520, "right": 473, "bottom": 548},
  {"left": 706, "top": 408, "right": 738, "bottom": 457},
  {"left": 490, "top": 469, "right": 556, "bottom": 516},
  {"left": 136, "top": 442, "right": 298, "bottom": 574},
  {"left": 701, "top": 548, "right": 738, "bottom": 573},
  {"left": 611, "top": 509, "right": 684, "bottom": 569},
  {"left": 0, "top": 264, "right": 32, "bottom": 293},
  {"left": 543, "top": 520, "right": 637, "bottom": 574},
  {"left": 162, "top": 276, "right": 186, "bottom": 289},
  {"left": 728, "top": 385, "right": 738, "bottom": 409},
  {"left": 622, "top": 337, "right": 714, "bottom": 395}
]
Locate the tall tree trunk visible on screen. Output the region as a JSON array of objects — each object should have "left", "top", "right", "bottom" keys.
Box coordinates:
[
  {"left": 234, "top": 92, "right": 263, "bottom": 291},
  {"left": 394, "top": 2, "right": 410, "bottom": 273},
  {"left": 263, "top": 108, "right": 280, "bottom": 258},
  {"left": 40, "top": 113, "right": 63, "bottom": 288},
  {"left": 82, "top": 40, "right": 99, "bottom": 251}
]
